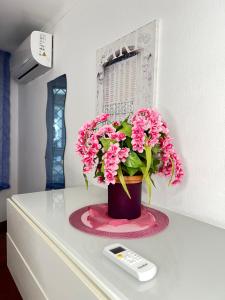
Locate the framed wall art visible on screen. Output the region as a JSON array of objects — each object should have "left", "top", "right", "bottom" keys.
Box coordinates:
[{"left": 96, "top": 20, "right": 159, "bottom": 121}]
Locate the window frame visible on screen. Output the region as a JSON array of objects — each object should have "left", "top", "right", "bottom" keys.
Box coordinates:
[{"left": 45, "top": 74, "right": 67, "bottom": 190}]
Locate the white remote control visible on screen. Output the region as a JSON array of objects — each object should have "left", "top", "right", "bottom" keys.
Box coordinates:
[{"left": 103, "top": 243, "right": 157, "bottom": 282}]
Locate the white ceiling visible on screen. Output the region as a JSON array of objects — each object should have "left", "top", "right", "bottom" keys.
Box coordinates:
[{"left": 0, "top": 0, "right": 74, "bottom": 52}]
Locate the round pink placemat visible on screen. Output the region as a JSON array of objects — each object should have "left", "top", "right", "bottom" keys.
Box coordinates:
[{"left": 69, "top": 203, "right": 169, "bottom": 239}]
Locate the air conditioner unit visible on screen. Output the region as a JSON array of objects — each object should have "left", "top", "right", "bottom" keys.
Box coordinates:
[{"left": 11, "top": 31, "right": 53, "bottom": 84}]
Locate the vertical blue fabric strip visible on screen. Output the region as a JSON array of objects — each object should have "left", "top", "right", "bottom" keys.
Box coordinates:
[{"left": 0, "top": 50, "right": 10, "bottom": 190}]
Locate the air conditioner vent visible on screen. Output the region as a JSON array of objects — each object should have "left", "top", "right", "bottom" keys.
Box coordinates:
[{"left": 11, "top": 31, "right": 53, "bottom": 84}]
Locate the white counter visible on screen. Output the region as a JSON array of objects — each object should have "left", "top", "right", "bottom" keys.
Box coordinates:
[{"left": 7, "top": 186, "right": 225, "bottom": 300}]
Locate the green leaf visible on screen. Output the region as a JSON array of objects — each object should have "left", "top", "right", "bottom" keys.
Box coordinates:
[
  {"left": 144, "top": 145, "right": 152, "bottom": 178},
  {"left": 152, "top": 145, "right": 161, "bottom": 154},
  {"left": 118, "top": 165, "right": 131, "bottom": 198},
  {"left": 126, "top": 167, "right": 139, "bottom": 176},
  {"left": 112, "top": 123, "right": 120, "bottom": 130},
  {"left": 141, "top": 167, "right": 151, "bottom": 205},
  {"left": 150, "top": 177, "right": 156, "bottom": 189},
  {"left": 119, "top": 121, "right": 132, "bottom": 137},
  {"left": 83, "top": 174, "right": 88, "bottom": 190},
  {"left": 101, "top": 162, "right": 105, "bottom": 173},
  {"left": 124, "top": 137, "right": 132, "bottom": 148},
  {"left": 138, "top": 151, "right": 146, "bottom": 159},
  {"left": 94, "top": 171, "right": 104, "bottom": 178},
  {"left": 121, "top": 165, "right": 129, "bottom": 176},
  {"left": 100, "top": 138, "right": 115, "bottom": 151},
  {"left": 168, "top": 157, "right": 175, "bottom": 186},
  {"left": 144, "top": 174, "right": 152, "bottom": 205},
  {"left": 125, "top": 151, "right": 145, "bottom": 169},
  {"left": 122, "top": 115, "right": 130, "bottom": 124},
  {"left": 150, "top": 158, "right": 160, "bottom": 173}
]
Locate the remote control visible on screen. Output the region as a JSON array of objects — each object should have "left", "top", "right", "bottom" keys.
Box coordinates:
[{"left": 103, "top": 243, "right": 157, "bottom": 282}]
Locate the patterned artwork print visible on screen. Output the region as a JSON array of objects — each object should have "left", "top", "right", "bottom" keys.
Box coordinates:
[{"left": 96, "top": 20, "right": 158, "bottom": 121}]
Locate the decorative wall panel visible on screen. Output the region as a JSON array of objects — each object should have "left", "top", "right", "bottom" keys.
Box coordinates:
[{"left": 96, "top": 20, "right": 158, "bottom": 121}]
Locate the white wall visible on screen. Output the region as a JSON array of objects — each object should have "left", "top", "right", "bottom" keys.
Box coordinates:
[
  {"left": 0, "top": 79, "right": 18, "bottom": 221},
  {"left": 18, "top": 0, "right": 225, "bottom": 228}
]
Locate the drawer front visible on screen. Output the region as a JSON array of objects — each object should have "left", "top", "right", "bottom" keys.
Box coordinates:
[
  {"left": 7, "top": 199, "right": 105, "bottom": 300},
  {"left": 7, "top": 234, "right": 47, "bottom": 300}
]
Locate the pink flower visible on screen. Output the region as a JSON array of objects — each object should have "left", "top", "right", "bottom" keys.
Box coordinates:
[
  {"left": 95, "top": 113, "right": 110, "bottom": 123},
  {"left": 131, "top": 118, "right": 145, "bottom": 153},
  {"left": 112, "top": 121, "right": 121, "bottom": 127},
  {"left": 96, "top": 125, "right": 126, "bottom": 142},
  {"left": 102, "top": 143, "right": 121, "bottom": 184},
  {"left": 131, "top": 108, "right": 184, "bottom": 184},
  {"left": 131, "top": 108, "right": 163, "bottom": 151},
  {"left": 161, "top": 120, "right": 169, "bottom": 135},
  {"left": 76, "top": 109, "right": 184, "bottom": 187},
  {"left": 110, "top": 132, "right": 126, "bottom": 142},
  {"left": 96, "top": 124, "right": 115, "bottom": 138},
  {"left": 171, "top": 153, "right": 184, "bottom": 185},
  {"left": 102, "top": 143, "right": 130, "bottom": 185},
  {"left": 132, "top": 108, "right": 152, "bottom": 130},
  {"left": 118, "top": 147, "right": 130, "bottom": 163},
  {"left": 105, "top": 171, "right": 116, "bottom": 185},
  {"left": 97, "top": 176, "right": 104, "bottom": 184},
  {"left": 75, "top": 114, "right": 110, "bottom": 174},
  {"left": 159, "top": 135, "right": 184, "bottom": 184}
]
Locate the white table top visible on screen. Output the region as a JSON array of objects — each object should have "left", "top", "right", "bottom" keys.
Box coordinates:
[{"left": 11, "top": 186, "right": 225, "bottom": 300}]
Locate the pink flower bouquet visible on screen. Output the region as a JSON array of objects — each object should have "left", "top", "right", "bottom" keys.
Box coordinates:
[{"left": 76, "top": 108, "right": 184, "bottom": 201}]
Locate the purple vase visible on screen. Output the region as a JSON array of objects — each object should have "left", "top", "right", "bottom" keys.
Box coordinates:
[{"left": 108, "top": 176, "right": 142, "bottom": 220}]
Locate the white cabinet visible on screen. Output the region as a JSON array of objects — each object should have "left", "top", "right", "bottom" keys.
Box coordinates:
[
  {"left": 7, "top": 186, "right": 225, "bottom": 300},
  {"left": 7, "top": 200, "right": 105, "bottom": 300}
]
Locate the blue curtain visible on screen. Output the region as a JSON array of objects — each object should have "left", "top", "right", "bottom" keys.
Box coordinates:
[
  {"left": 0, "top": 50, "right": 10, "bottom": 190},
  {"left": 45, "top": 74, "right": 67, "bottom": 190}
]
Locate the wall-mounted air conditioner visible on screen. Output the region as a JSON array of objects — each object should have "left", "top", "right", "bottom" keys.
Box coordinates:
[{"left": 11, "top": 31, "right": 53, "bottom": 84}]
